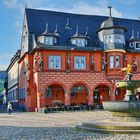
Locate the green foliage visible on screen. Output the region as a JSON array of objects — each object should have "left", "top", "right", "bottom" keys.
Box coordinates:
[
  {"left": 0, "top": 80, "right": 4, "bottom": 92},
  {"left": 0, "top": 71, "right": 6, "bottom": 93}
]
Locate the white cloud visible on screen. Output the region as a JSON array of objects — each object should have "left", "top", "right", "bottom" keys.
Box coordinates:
[
  {"left": 4, "top": 0, "right": 123, "bottom": 18},
  {"left": 70, "top": 2, "right": 122, "bottom": 17},
  {"left": 14, "top": 18, "right": 23, "bottom": 35},
  {"left": 37, "top": 2, "right": 123, "bottom": 18},
  {"left": 3, "top": 0, "right": 45, "bottom": 12},
  {"left": 120, "top": 0, "right": 136, "bottom": 5},
  {"left": 3, "top": 0, "right": 24, "bottom": 12},
  {"left": 3, "top": 0, "right": 123, "bottom": 43},
  {"left": 3, "top": 0, "right": 18, "bottom": 8},
  {"left": 95, "top": 0, "right": 109, "bottom": 7}
]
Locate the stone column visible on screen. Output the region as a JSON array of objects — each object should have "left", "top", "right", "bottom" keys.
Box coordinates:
[
  {"left": 65, "top": 88, "right": 70, "bottom": 105},
  {"left": 36, "top": 86, "right": 46, "bottom": 111},
  {"left": 88, "top": 90, "right": 93, "bottom": 105},
  {"left": 111, "top": 87, "right": 116, "bottom": 101}
]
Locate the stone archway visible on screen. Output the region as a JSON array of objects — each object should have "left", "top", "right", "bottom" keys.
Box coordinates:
[
  {"left": 45, "top": 85, "right": 65, "bottom": 106},
  {"left": 70, "top": 84, "right": 88, "bottom": 105},
  {"left": 93, "top": 85, "right": 110, "bottom": 105}
]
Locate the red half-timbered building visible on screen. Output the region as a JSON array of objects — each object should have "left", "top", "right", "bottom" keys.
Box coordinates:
[{"left": 16, "top": 7, "right": 140, "bottom": 111}]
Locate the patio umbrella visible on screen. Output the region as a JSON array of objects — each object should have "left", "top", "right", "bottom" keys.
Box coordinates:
[{"left": 52, "top": 100, "right": 62, "bottom": 106}]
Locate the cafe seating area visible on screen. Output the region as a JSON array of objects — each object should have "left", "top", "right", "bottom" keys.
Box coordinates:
[{"left": 39, "top": 103, "right": 103, "bottom": 113}]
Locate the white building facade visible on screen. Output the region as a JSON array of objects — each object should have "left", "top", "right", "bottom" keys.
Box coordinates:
[{"left": 7, "top": 50, "right": 20, "bottom": 109}]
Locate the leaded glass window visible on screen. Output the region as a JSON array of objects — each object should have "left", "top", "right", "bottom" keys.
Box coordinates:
[
  {"left": 136, "top": 43, "right": 140, "bottom": 49},
  {"left": 48, "top": 55, "right": 61, "bottom": 69},
  {"left": 110, "top": 56, "right": 114, "bottom": 69},
  {"left": 71, "top": 38, "right": 87, "bottom": 47},
  {"left": 74, "top": 56, "right": 86, "bottom": 70},
  {"left": 104, "top": 34, "right": 125, "bottom": 44},
  {"left": 116, "top": 56, "right": 120, "bottom": 68},
  {"left": 44, "top": 36, "right": 54, "bottom": 45}
]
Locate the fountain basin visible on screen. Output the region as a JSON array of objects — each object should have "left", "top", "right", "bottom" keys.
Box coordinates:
[{"left": 103, "top": 101, "right": 140, "bottom": 117}]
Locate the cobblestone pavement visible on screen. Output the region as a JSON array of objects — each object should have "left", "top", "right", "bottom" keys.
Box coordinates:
[{"left": 0, "top": 110, "right": 140, "bottom": 140}]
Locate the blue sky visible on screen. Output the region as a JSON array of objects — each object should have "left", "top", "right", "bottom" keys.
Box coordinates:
[{"left": 0, "top": 0, "right": 140, "bottom": 70}]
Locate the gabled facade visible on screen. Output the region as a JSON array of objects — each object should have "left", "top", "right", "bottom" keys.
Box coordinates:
[{"left": 17, "top": 8, "right": 140, "bottom": 111}]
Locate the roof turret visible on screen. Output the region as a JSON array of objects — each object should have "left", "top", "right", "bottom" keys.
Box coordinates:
[{"left": 97, "top": 6, "right": 127, "bottom": 33}]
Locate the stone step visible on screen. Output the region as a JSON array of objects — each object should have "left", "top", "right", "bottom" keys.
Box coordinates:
[
  {"left": 76, "top": 125, "right": 140, "bottom": 134},
  {"left": 82, "top": 122, "right": 140, "bottom": 130}
]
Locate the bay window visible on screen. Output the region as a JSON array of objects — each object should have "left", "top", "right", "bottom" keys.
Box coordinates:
[
  {"left": 109, "top": 55, "right": 121, "bottom": 69},
  {"left": 116, "top": 56, "right": 120, "bottom": 68},
  {"left": 110, "top": 56, "right": 114, "bottom": 69}
]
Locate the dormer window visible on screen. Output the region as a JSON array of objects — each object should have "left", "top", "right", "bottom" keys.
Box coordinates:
[
  {"left": 70, "top": 26, "right": 89, "bottom": 47},
  {"left": 44, "top": 36, "right": 55, "bottom": 45},
  {"left": 38, "top": 36, "right": 57, "bottom": 46},
  {"left": 38, "top": 23, "right": 60, "bottom": 46},
  {"left": 71, "top": 38, "right": 87, "bottom": 47},
  {"left": 136, "top": 42, "right": 140, "bottom": 49}
]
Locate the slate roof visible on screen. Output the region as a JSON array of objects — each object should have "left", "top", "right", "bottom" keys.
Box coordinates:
[{"left": 25, "top": 8, "right": 140, "bottom": 51}]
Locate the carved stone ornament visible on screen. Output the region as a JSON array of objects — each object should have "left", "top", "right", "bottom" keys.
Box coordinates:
[
  {"left": 66, "top": 52, "right": 71, "bottom": 73},
  {"left": 38, "top": 53, "right": 43, "bottom": 71},
  {"left": 90, "top": 54, "right": 95, "bottom": 72}
]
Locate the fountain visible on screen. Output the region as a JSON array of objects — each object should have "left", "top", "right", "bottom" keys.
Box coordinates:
[
  {"left": 104, "top": 64, "right": 140, "bottom": 120},
  {"left": 76, "top": 64, "right": 140, "bottom": 133}
]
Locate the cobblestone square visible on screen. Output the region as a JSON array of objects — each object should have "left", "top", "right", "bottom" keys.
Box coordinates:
[{"left": 0, "top": 110, "right": 140, "bottom": 140}]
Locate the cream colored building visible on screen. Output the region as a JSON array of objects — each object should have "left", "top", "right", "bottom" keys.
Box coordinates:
[{"left": 7, "top": 50, "right": 20, "bottom": 109}]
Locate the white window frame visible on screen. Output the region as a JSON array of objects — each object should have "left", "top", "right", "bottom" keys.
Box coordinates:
[
  {"left": 48, "top": 55, "right": 61, "bottom": 69},
  {"left": 38, "top": 36, "right": 44, "bottom": 44},
  {"left": 135, "top": 42, "right": 140, "bottom": 49},
  {"left": 74, "top": 56, "right": 86, "bottom": 70},
  {"left": 110, "top": 56, "right": 114, "bottom": 69},
  {"left": 71, "top": 38, "right": 77, "bottom": 45}
]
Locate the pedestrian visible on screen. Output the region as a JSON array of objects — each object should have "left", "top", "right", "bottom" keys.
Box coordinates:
[{"left": 7, "top": 102, "right": 13, "bottom": 115}]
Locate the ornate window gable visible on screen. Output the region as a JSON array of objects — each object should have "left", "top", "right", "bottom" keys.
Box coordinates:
[
  {"left": 70, "top": 26, "right": 89, "bottom": 47},
  {"left": 128, "top": 30, "right": 140, "bottom": 49},
  {"left": 38, "top": 24, "right": 60, "bottom": 46},
  {"left": 128, "top": 41, "right": 140, "bottom": 49}
]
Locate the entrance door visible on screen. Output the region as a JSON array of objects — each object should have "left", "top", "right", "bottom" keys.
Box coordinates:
[{"left": 93, "top": 90, "right": 100, "bottom": 105}]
